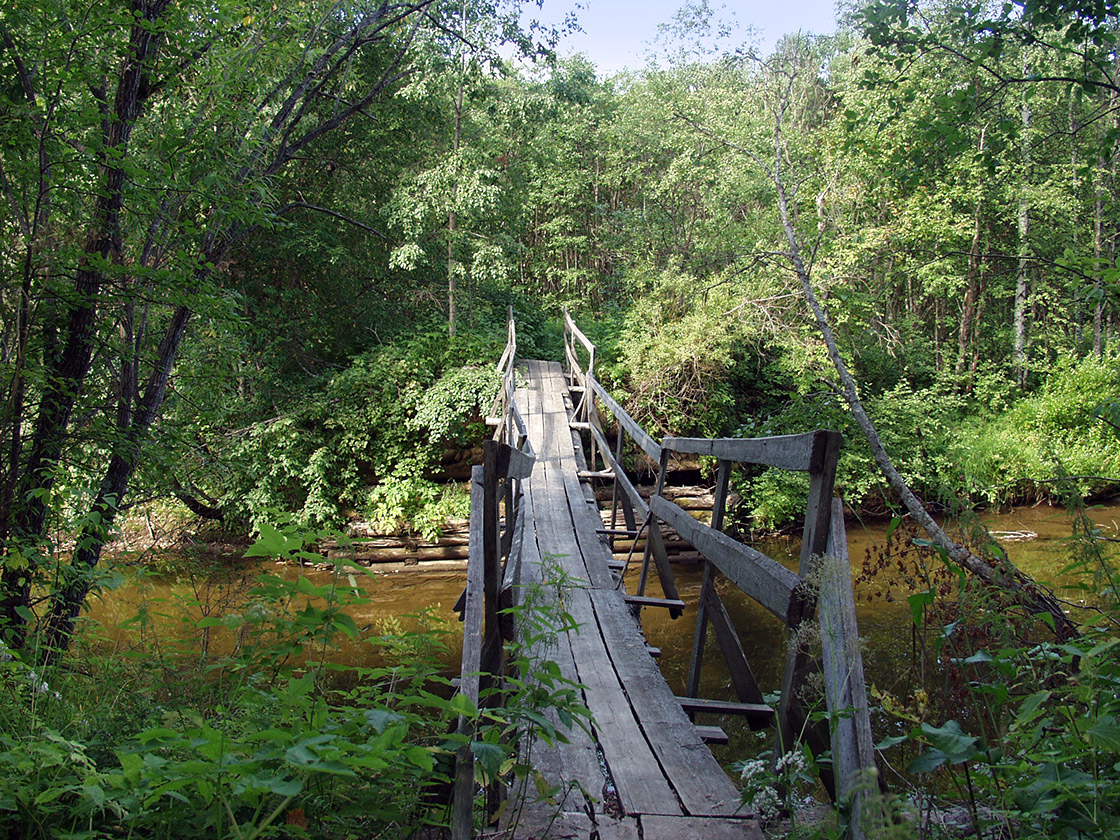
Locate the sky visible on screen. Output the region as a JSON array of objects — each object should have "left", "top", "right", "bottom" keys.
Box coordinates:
[{"left": 518, "top": 0, "right": 841, "bottom": 77}]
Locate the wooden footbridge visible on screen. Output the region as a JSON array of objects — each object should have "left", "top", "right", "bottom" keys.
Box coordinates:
[{"left": 452, "top": 311, "right": 874, "bottom": 840}]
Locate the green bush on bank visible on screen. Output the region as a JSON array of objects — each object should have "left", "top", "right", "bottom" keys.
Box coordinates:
[
  {"left": 730, "top": 355, "right": 1120, "bottom": 530},
  {"left": 954, "top": 356, "right": 1120, "bottom": 504},
  {"left": 220, "top": 323, "right": 503, "bottom": 533},
  {"left": 0, "top": 522, "right": 589, "bottom": 839},
  {"left": 0, "top": 571, "right": 450, "bottom": 838}
]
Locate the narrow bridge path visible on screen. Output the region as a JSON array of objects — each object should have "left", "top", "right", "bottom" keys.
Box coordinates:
[{"left": 507, "top": 360, "right": 762, "bottom": 840}]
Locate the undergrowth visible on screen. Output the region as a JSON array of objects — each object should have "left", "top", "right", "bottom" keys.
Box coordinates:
[{"left": 0, "top": 519, "right": 588, "bottom": 839}]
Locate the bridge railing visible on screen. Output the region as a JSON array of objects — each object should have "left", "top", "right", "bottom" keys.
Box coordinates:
[
  {"left": 488, "top": 306, "right": 528, "bottom": 451},
  {"left": 562, "top": 311, "right": 875, "bottom": 833},
  {"left": 562, "top": 308, "right": 684, "bottom": 617},
  {"left": 453, "top": 311, "right": 535, "bottom": 840}
]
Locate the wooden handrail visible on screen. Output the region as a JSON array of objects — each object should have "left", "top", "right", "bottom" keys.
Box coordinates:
[
  {"left": 452, "top": 312, "right": 536, "bottom": 840},
  {"left": 589, "top": 375, "right": 660, "bottom": 462},
  {"left": 662, "top": 432, "right": 823, "bottom": 472},
  {"left": 650, "top": 495, "right": 800, "bottom": 622},
  {"left": 559, "top": 312, "right": 874, "bottom": 834}
]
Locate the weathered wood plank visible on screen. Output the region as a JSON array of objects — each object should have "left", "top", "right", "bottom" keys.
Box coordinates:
[
  {"left": 588, "top": 375, "right": 661, "bottom": 462},
  {"left": 564, "top": 308, "right": 597, "bottom": 356},
  {"left": 640, "top": 815, "right": 765, "bottom": 840},
  {"left": 565, "top": 588, "right": 683, "bottom": 816},
  {"left": 643, "top": 521, "right": 683, "bottom": 617},
  {"left": 818, "top": 498, "right": 875, "bottom": 840},
  {"left": 695, "top": 725, "right": 730, "bottom": 745},
  {"left": 495, "top": 442, "right": 535, "bottom": 481},
  {"left": 497, "top": 810, "right": 640, "bottom": 840},
  {"left": 622, "top": 594, "right": 686, "bottom": 612},
  {"left": 483, "top": 442, "right": 501, "bottom": 644},
  {"left": 703, "top": 583, "right": 766, "bottom": 713},
  {"left": 451, "top": 466, "right": 487, "bottom": 840},
  {"left": 510, "top": 364, "right": 604, "bottom": 805},
  {"left": 661, "top": 432, "right": 823, "bottom": 471},
  {"left": 650, "top": 495, "right": 799, "bottom": 623},
  {"left": 675, "top": 696, "right": 775, "bottom": 722},
  {"left": 499, "top": 359, "right": 764, "bottom": 835},
  {"left": 590, "top": 589, "right": 743, "bottom": 818}
]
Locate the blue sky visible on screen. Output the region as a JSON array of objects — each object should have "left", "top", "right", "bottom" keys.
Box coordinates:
[{"left": 521, "top": 0, "right": 840, "bottom": 76}]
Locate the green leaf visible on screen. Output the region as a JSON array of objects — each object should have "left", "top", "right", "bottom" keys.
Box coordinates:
[
  {"left": 908, "top": 747, "right": 948, "bottom": 774},
  {"left": 470, "top": 741, "right": 507, "bottom": 781},
  {"left": 919, "top": 720, "right": 981, "bottom": 763},
  {"left": 244, "top": 522, "right": 290, "bottom": 557},
  {"left": 963, "top": 649, "right": 993, "bottom": 665},
  {"left": 907, "top": 590, "right": 934, "bottom": 627},
  {"left": 1087, "top": 719, "right": 1120, "bottom": 753},
  {"left": 266, "top": 776, "right": 304, "bottom": 796},
  {"left": 875, "top": 734, "right": 909, "bottom": 750},
  {"left": 34, "top": 785, "right": 74, "bottom": 805},
  {"left": 449, "top": 692, "right": 478, "bottom": 718},
  {"left": 364, "top": 708, "right": 404, "bottom": 733},
  {"left": 1013, "top": 691, "right": 1051, "bottom": 729}
]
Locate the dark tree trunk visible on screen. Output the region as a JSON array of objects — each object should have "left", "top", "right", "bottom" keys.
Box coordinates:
[
  {"left": 40, "top": 305, "right": 191, "bottom": 664},
  {"left": 0, "top": 0, "right": 170, "bottom": 646}
]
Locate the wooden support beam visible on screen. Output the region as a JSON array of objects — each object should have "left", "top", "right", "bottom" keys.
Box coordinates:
[
  {"left": 451, "top": 466, "right": 487, "bottom": 840},
  {"left": 623, "top": 594, "right": 687, "bottom": 612},
  {"left": 818, "top": 498, "right": 876, "bottom": 840},
  {"left": 695, "top": 726, "right": 730, "bottom": 745},
  {"left": 599, "top": 528, "right": 641, "bottom": 537},
  {"left": 661, "top": 432, "right": 823, "bottom": 472},
  {"left": 652, "top": 495, "right": 799, "bottom": 623},
  {"left": 675, "top": 696, "right": 775, "bottom": 723}
]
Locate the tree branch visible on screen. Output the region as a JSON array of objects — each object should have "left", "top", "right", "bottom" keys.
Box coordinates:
[{"left": 276, "top": 201, "right": 388, "bottom": 239}]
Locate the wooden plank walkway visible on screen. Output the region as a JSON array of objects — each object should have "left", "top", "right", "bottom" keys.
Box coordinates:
[{"left": 503, "top": 360, "right": 763, "bottom": 840}]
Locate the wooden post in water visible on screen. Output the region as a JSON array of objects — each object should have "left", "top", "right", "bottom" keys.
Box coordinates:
[{"left": 777, "top": 430, "right": 842, "bottom": 763}]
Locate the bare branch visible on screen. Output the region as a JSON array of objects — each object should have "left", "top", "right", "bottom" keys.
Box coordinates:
[{"left": 276, "top": 201, "right": 388, "bottom": 239}]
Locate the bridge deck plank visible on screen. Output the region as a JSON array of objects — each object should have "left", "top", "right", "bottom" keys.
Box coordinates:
[{"left": 506, "top": 360, "right": 759, "bottom": 834}]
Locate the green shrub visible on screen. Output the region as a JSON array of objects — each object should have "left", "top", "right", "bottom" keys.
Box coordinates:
[
  {"left": 221, "top": 327, "right": 499, "bottom": 532},
  {"left": 955, "top": 356, "right": 1120, "bottom": 503},
  {"left": 874, "top": 503, "right": 1120, "bottom": 840},
  {"left": 0, "top": 523, "right": 590, "bottom": 839}
]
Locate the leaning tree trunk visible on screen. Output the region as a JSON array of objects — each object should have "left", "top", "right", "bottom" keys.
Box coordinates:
[{"left": 768, "top": 109, "right": 1076, "bottom": 640}]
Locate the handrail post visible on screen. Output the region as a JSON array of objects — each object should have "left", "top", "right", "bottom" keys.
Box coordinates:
[{"left": 483, "top": 443, "right": 500, "bottom": 646}]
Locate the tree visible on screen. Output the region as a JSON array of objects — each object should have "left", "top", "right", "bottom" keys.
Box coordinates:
[
  {"left": 666, "top": 32, "right": 1078, "bottom": 639},
  {"left": 859, "top": 0, "right": 1120, "bottom": 368},
  {"left": 0, "top": 0, "right": 547, "bottom": 661}
]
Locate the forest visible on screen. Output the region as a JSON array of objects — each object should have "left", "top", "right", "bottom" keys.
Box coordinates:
[{"left": 1, "top": 0, "right": 1119, "bottom": 837}]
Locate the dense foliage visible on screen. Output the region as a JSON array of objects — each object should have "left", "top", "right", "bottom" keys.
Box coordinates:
[
  {"left": 0, "top": 524, "right": 588, "bottom": 838},
  {"left": 2, "top": 0, "right": 1120, "bottom": 835}
]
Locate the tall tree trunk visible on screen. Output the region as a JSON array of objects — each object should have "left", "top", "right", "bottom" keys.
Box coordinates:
[
  {"left": 447, "top": 0, "right": 467, "bottom": 337},
  {"left": 1094, "top": 84, "right": 1117, "bottom": 358},
  {"left": 0, "top": 0, "right": 171, "bottom": 645},
  {"left": 1013, "top": 65, "right": 1032, "bottom": 386},
  {"left": 40, "top": 305, "right": 192, "bottom": 664},
  {"left": 957, "top": 126, "right": 986, "bottom": 381}
]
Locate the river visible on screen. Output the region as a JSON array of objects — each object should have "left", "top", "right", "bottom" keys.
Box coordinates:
[{"left": 87, "top": 500, "right": 1119, "bottom": 762}]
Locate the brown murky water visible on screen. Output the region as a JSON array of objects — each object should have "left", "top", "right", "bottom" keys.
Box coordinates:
[{"left": 86, "top": 501, "right": 1120, "bottom": 760}]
